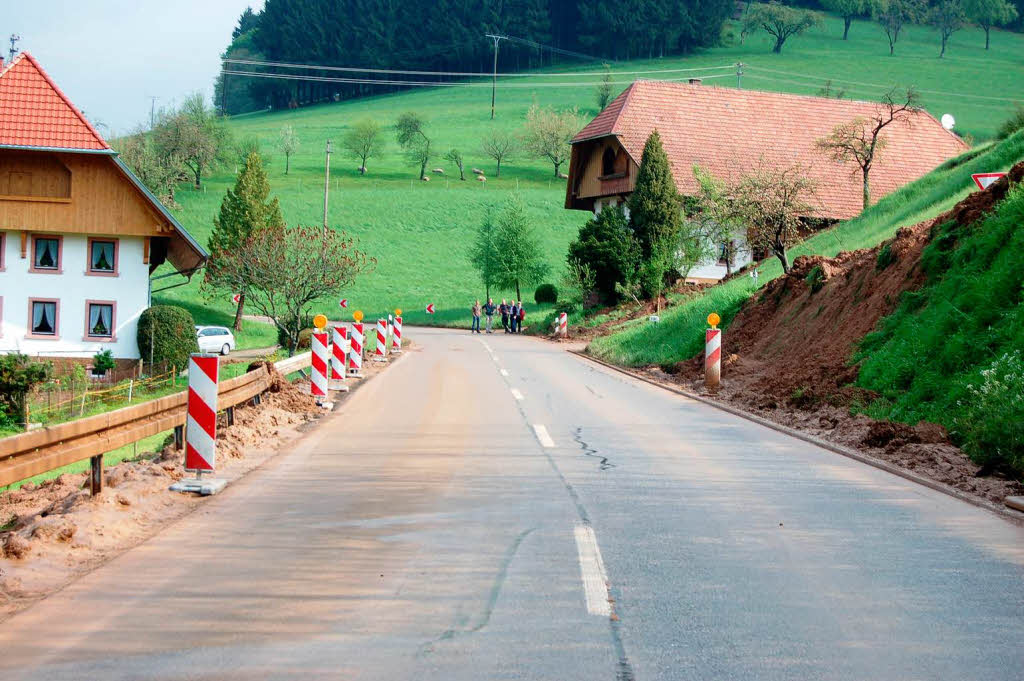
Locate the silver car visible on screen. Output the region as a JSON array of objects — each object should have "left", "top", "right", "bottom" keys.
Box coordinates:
[{"left": 196, "top": 325, "right": 236, "bottom": 356}]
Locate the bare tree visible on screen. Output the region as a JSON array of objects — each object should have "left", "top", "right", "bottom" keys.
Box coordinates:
[
  {"left": 277, "top": 125, "right": 300, "bottom": 175},
  {"left": 444, "top": 148, "right": 466, "bottom": 180},
  {"left": 112, "top": 128, "right": 188, "bottom": 207},
  {"left": 815, "top": 87, "right": 920, "bottom": 210},
  {"left": 521, "top": 105, "right": 582, "bottom": 177},
  {"left": 215, "top": 224, "right": 374, "bottom": 354},
  {"left": 152, "top": 92, "right": 230, "bottom": 189},
  {"left": 732, "top": 165, "right": 817, "bottom": 274},
  {"left": 874, "top": 0, "right": 924, "bottom": 55},
  {"left": 928, "top": 0, "right": 967, "bottom": 57},
  {"left": 395, "top": 112, "right": 432, "bottom": 180},
  {"left": 481, "top": 129, "right": 516, "bottom": 177},
  {"left": 747, "top": 2, "right": 824, "bottom": 53},
  {"left": 342, "top": 119, "right": 383, "bottom": 175}
]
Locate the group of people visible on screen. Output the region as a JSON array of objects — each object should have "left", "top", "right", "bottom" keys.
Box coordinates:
[{"left": 471, "top": 298, "right": 526, "bottom": 334}]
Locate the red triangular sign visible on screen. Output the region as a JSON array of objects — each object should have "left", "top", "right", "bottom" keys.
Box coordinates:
[{"left": 972, "top": 173, "right": 1005, "bottom": 191}]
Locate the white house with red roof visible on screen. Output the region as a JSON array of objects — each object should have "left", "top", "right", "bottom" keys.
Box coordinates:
[
  {"left": 0, "top": 52, "right": 206, "bottom": 365},
  {"left": 565, "top": 79, "right": 969, "bottom": 281}
]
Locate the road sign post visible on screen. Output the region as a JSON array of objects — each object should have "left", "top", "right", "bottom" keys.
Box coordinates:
[{"left": 171, "top": 353, "right": 227, "bottom": 495}]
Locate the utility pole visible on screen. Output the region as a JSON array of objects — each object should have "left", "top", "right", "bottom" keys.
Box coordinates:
[
  {"left": 8, "top": 34, "right": 21, "bottom": 63},
  {"left": 322, "top": 139, "right": 332, "bottom": 235},
  {"left": 485, "top": 34, "right": 507, "bottom": 120},
  {"left": 736, "top": 62, "right": 744, "bottom": 90},
  {"left": 148, "top": 96, "right": 158, "bottom": 130}
]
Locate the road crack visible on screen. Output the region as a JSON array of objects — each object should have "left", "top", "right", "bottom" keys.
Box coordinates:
[{"left": 574, "top": 427, "right": 614, "bottom": 471}]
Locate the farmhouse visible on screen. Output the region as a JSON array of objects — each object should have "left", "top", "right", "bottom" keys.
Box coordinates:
[
  {"left": 565, "top": 79, "right": 968, "bottom": 281},
  {"left": 0, "top": 52, "right": 206, "bottom": 365}
]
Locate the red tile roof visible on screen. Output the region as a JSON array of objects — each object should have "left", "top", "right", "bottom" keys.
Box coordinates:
[
  {"left": 572, "top": 80, "right": 968, "bottom": 220},
  {"left": 0, "top": 52, "right": 110, "bottom": 151}
]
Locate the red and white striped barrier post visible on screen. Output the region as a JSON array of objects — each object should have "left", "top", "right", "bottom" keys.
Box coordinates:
[
  {"left": 330, "top": 324, "right": 350, "bottom": 392},
  {"left": 374, "top": 318, "right": 388, "bottom": 362},
  {"left": 349, "top": 319, "right": 365, "bottom": 378},
  {"left": 311, "top": 329, "right": 330, "bottom": 404},
  {"left": 705, "top": 312, "right": 722, "bottom": 391},
  {"left": 558, "top": 312, "right": 568, "bottom": 338},
  {"left": 392, "top": 313, "right": 403, "bottom": 353},
  {"left": 185, "top": 353, "right": 219, "bottom": 477}
]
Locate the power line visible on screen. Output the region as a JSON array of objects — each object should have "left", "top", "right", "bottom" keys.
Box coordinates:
[
  {"left": 221, "top": 57, "right": 734, "bottom": 79},
  {"left": 220, "top": 69, "right": 734, "bottom": 89},
  {"left": 745, "top": 64, "right": 1022, "bottom": 103}
]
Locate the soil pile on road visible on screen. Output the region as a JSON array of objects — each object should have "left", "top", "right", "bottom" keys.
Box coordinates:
[
  {"left": 667, "top": 162, "right": 1024, "bottom": 504},
  {"left": 0, "top": 365, "right": 320, "bottom": 621}
]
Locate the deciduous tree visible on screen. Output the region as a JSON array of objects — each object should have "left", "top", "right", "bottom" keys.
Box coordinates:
[
  {"left": 470, "top": 208, "right": 501, "bottom": 299},
  {"left": 691, "top": 165, "right": 745, "bottom": 277},
  {"left": 224, "top": 224, "right": 374, "bottom": 354},
  {"left": 444, "top": 148, "right": 466, "bottom": 180},
  {"left": 874, "top": 0, "right": 924, "bottom": 55},
  {"left": 492, "top": 193, "right": 550, "bottom": 300},
  {"left": 928, "top": 0, "right": 967, "bottom": 57},
  {"left": 732, "top": 165, "right": 817, "bottom": 274},
  {"left": 747, "top": 2, "right": 824, "bottom": 53},
  {"left": 964, "top": 0, "right": 1016, "bottom": 48},
  {"left": 395, "top": 112, "right": 432, "bottom": 180},
  {"left": 113, "top": 129, "right": 189, "bottom": 207},
  {"left": 815, "top": 87, "right": 920, "bottom": 210},
  {"left": 481, "top": 129, "right": 516, "bottom": 178},
  {"left": 0, "top": 353, "right": 51, "bottom": 430},
  {"left": 521, "top": 105, "right": 582, "bottom": 177},
  {"left": 342, "top": 119, "right": 383, "bottom": 175},
  {"left": 205, "top": 152, "right": 285, "bottom": 330},
  {"left": 152, "top": 93, "right": 230, "bottom": 189},
  {"left": 821, "top": 0, "right": 873, "bottom": 39},
  {"left": 595, "top": 63, "right": 614, "bottom": 109},
  {"left": 277, "top": 125, "right": 300, "bottom": 174}
]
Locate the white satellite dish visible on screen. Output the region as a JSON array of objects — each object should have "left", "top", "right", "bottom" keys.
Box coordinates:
[{"left": 941, "top": 113, "right": 956, "bottom": 130}]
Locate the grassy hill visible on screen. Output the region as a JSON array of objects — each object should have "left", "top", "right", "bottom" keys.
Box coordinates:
[{"left": 157, "top": 14, "right": 1024, "bottom": 334}]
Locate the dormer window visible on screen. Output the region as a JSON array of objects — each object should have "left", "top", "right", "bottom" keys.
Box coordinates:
[{"left": 602, "top": 147, "right": 616, "bottom": 176}]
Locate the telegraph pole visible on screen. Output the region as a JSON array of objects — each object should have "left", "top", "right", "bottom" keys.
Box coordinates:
[
  {"left": 148, "top": 96, "right": 158, "bottom": 129},
  {"left": 485, "top": 34, "right": 507, "bottom": 120},
  {"left": 322, "top": 139, "right": 332, "bottom": 235}
]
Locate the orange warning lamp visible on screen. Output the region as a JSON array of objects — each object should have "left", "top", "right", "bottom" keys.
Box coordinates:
[
  {"left": 707, "top": 312, "right": 720, "bottom": 329},
  {"left": 394, "top": 308, "right": 402, "bottom": 316},
  {"left": 313, "top": 314, "right": 328, "bottom": 330},
  {"left": 353, "top": 310, "right": 364, "bottom": 323}
]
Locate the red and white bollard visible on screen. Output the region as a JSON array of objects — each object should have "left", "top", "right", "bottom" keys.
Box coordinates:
[
  {"left": 185, "top": 353, "right": 219, "bottom": 475},
  {"left": 311, "top": 330, "right": 330, "bottom": 404},
  {"left": 705, "top": 312, "right": 722, "bottom": 390},
  {"left": 330, "top": 324, "right": 350, "bottom": 393},
  {"left": 374, "top": 318, "right": 388, "bottom": 362},
  {"left": 558, "top": 312, "right": 568, "bottom": 338},
  {"left": 349, "top": 322, "right": 365, "bottom": 378},
  {"left": 392, "top": 315, "right": 403, "bottom": 353}
]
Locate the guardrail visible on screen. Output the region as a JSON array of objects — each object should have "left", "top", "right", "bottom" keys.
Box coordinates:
[{"left": 0, "top": 353, "right": 312, "bottom": 491}]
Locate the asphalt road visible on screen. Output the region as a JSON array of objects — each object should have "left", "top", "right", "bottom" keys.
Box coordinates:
[{"left": 2, "top": 327, "right": 1022, "bottom": 680}]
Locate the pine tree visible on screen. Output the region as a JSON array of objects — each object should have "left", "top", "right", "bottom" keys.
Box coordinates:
[
  {"left": 628, "top": 130, "right": 681, "bottom": 258},
  {"left": 206, "top": 152, "right": 285, "bottom": 330}
]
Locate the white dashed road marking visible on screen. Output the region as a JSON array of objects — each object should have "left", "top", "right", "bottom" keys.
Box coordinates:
[
  {"left": 510, "top": 388, "right": 524, "bottom": 401},
  {"left": 532, "top": 424, "right": 555, "bottom": 448},
  {"left": 500, "top": 369, "right": 509, "bottom": 377},
  {"left": 574, "top": 524, "right": 611, "bottom": 617}
]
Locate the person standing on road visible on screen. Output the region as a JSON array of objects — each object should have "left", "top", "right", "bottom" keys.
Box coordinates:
[
  {"left": 483, "top": 298, "right": 496, "bottom": 333},
  {"left": 471, "top": 300, "right": 482, "bottom": 333},
  {"left": 509, "top": 300, "right": 520, "bottom": 333},
  {"left": 517, "top": 301, "right": 526, "bottom": 333},
  {"left": 499, "top": 299, "right": 510, "bottom": 333}
]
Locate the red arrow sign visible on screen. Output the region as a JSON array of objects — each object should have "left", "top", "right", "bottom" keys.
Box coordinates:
[
  {"left": 232, "top": 293, "right": 242, "bottom": 304},
  {"left": 339, "top": 299, "right": 348, "bottom": 309},
  {"left": 425, "top": 303, "right": 435, "bottom": 314},
  {"left": 972, "top": 173, "right": 1005, "bottom": 190}
]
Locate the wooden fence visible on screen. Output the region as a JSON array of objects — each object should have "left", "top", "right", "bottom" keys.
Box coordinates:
[{"left": 0, "top": 353, "right": 312, "bottom": 491}]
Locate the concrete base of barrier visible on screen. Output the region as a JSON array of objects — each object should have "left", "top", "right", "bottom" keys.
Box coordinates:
[
  {"left": 1006, "top": 496, "right": 1024, "bottom": 513},
  {"left": 329, "top": 380, "right": 350, "bottom": 392},
  {"left": 169, "top": 478, "right": 228, "bottom": 496},
  {"left": 347, "top": 370, "right": 364, "bottom": 379}
]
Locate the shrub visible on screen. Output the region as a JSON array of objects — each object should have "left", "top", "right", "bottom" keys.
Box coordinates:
[
  {"left": 92, "top": 349, "right": 116, "bottom": 374},
  {"left": 534, "top": 283, "right": 558, "bottom": 304},
  {"left": 0, "top": 353, "right": 51, "bottom": 427},
  {"left": 566, "top": 205, "right": 640, "bottom": 304},
  {"left": 137, "top": 305, "right": 199, "bottom": 370},
  {"left": 875, "top": 243, "right": 896, "bottom": 271},
  {"left": 997, "top": 104, "right": 1024, "bottom": 140},
  {"left": 955, "top": 351, "right": 1024, "bottom": 473},
  {"left": 805, "top": 265, "right": 825, "bottom": 293},
  {"left": 277, "top": 313, "right": 313, "bottom": 349}
]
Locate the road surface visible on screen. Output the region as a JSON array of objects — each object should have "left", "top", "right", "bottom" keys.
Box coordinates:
[{"left": 2, "top": 327, "right": 1022, "bottom": 680}]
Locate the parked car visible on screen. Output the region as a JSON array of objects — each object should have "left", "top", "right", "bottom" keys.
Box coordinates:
[{"left": 196, "top": 326, "right": 236, "bottom": 355}]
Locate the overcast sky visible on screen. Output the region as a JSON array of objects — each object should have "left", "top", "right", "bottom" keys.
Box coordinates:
[{"left": 3, "top": 1, "right": 263, "bottom": 136}]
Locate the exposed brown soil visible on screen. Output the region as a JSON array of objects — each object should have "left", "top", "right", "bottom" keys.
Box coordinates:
[
  {"left": 626, "top": 164, "right": 1024, "bottom": 506},
  {"left": 0, "top": 363, "right": 363, "bottom": 621}
]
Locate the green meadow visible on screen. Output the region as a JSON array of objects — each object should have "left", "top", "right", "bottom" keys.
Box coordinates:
[{"left": 159, "top": 14, "right": 1024, "bottom": 332}]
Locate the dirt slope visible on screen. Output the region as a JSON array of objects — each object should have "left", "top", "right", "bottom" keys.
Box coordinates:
[{"left": 669, "top": 162, "right": 1024, "bottom": 503}]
